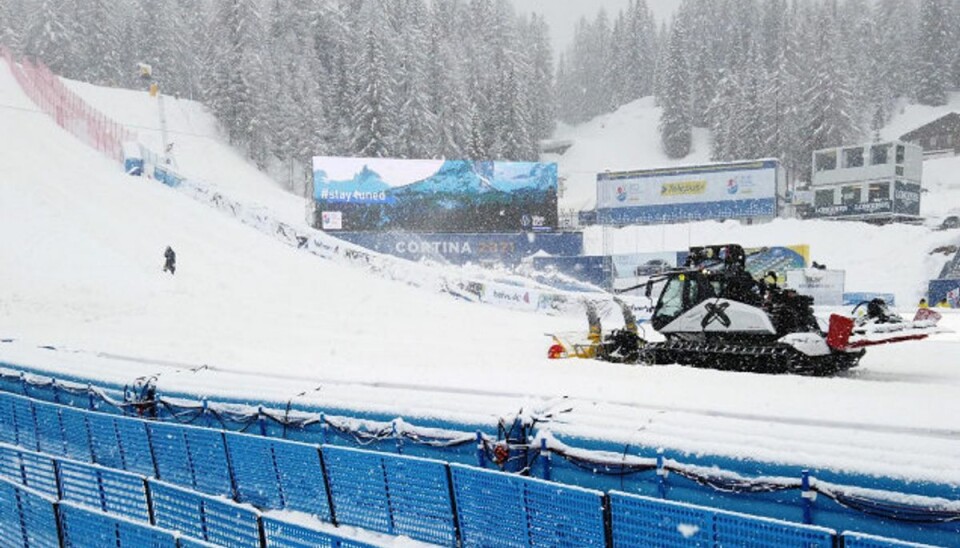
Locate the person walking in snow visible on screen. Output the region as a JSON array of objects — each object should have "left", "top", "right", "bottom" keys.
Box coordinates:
[{"left": 163, "top": 246, "right": 176, "bottom": 275}]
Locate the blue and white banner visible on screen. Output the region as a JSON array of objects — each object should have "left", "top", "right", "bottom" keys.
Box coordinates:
[
  {"left": 595, "top": 160, "right": 779, "bottom": 224},
  {"left": 313, "top": 157, "right": 558, "bottom": 233},
  {"left": 332, "top": 232, "right": 583, "bottom": 266}
]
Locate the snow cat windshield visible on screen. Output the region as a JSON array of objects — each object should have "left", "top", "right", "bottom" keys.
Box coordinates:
[{"left": 651, "top": 272, "right": 716, "bottom": 331}]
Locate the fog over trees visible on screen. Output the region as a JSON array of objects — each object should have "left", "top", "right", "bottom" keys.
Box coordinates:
[{"left": 3, "top": 0, "right": 957, "bottom": 187}]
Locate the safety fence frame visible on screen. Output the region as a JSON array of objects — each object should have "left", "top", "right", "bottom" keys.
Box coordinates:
[
  {"left": 0, "top": 46, "right": 134, "bottom": 163},
  {"left": 0, "top": 390, "right": 948, "bottom": 547}
]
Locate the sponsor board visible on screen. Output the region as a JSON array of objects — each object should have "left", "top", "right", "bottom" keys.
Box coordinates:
[
  {"left": 333, "top": 232, "right": 583, "bottom": 267},
  {"left": 321, "top": 211, "right": 342, "bottom": 230},
  {"left": 532, "top": 255, "right": 613, "bottom": 290},
  {"left": 785, "top": 268, "right": 845, "bottom": 306},
  {"left": 843, "top": 292, "right": 896, "bottom": 306},
  {"left": 480, "top": 283, "right": 540, "bottom": 311},
  {"left": 595, "top": 159, "right": 779, "bottom": 224},
  {"left": 674, "top": 245, "right": 809, "bottom": 284},
  {"left": 312, "top": 157, "right": 558, "bottom": 233}
]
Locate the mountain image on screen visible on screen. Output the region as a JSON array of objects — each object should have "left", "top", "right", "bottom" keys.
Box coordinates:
[{"left": 314, "top": 160, "right": 558, "bottom": 233}]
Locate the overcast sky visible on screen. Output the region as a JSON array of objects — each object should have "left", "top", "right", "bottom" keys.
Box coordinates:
[{"left": 510, "top": 0, "right": 680, "bottom": 56}]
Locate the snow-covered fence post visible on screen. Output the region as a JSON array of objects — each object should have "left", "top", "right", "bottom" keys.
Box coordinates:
[
  {"left": 87, "top": 384, "right": 96, "bottom": 410},
  {"left": 656, "top": 449, "right": 668, "bottom": 499},
  {"left": 540, "top": 438, "right": 551, "bottom": 481},
  {"left": 18, "top": 372, "right": 27, "bottom": 396},
  {"left": 392, "top": 420, "right": 403, "bottom": 455},
  {"left": 801, "top": 469, "right": 816, "bottom": 524},
  {"left": 475, "top": 431, "right": 486, "bottom": 468},
  {"left": 50, "top": 378, "right": 60, "bottom": 404},
  {"left": 318, "top": 413, "right": 327, "bottom": 445},
  {"left": 257, "top": 406, "right": 266, "bottom": 436}
]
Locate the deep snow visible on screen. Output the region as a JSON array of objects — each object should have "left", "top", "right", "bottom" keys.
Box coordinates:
[{"left": 1, "top": 60, "right": 960, "bottom": 487}]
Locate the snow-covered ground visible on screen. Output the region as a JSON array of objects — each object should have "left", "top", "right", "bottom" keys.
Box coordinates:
[{"left": 2, "top": 60, "right": 960, "bottom": 487}]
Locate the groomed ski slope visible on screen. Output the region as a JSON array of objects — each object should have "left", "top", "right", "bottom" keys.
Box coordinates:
[{"left": 2, "top": 61, "right": 960, "bottom": 486}]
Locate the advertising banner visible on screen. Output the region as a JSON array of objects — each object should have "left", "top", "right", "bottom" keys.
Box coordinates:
[
  {"left": 595, "top": 160, "right": 778, "bottom": 225},
  {"left": 611, "top": 252, "right": 678, "bottom": 280},
  {"left": 843, "top": 292, "right": 896, "bottom": 306},
  {"left": 675, "top": 245, "right": 809, "bottom": 284},
  {"left": 313, "top": 157, "right": 558, "bottom": 233},
  {"left": 532, "top": 256, "right": 613, "bottom": 290},
  {"left": 928, "top": 278, "right": 960, "bottom": 308},
  {"left": 784, "top": 268, "right": 845, "bottom": 306},
  {"left": 893, "top": 181, "right": 921, "bottom": 215},
  {"left": 479, "top": 283, "right": 541, "bottom": 312},
  {"left": 332, "top": 232, "right": 583, "bottom": 266},
  {"left": 809, "top": 181, "right": 921, "bottom": 219}
]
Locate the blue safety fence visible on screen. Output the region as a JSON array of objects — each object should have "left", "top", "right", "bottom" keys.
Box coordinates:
[
  {"left": 323, "top": 445, "right": 457, "bottom": 545},
  {"left": 58, "top": 501, "right": 179, "bottom": 548},
  {"left": 56, "top": 459, "right": 149, "bottom": 521},
  {"left": 0, "top": 444, "right": 58, "bottom": 499},
  {"left": 86, "top": 411, "right": 156, "bottom": 477},
  {"left": 841, "top": 531, "right": 941, "bottom": 548},
  {"left": 450, "top": 463, "right": 607, "bottom": 547},
  {"left": 148, "top": 421, "right": 233, "bottom": 497},
  {"left": 0, "top": 477, "right": 60, "bottom": 548},
  {"left": 261, "top": 515, "right": 381, "bottom": 548},
  {"left": 0, "top": 387, "right": 954, "bottom": 547},
  {"left": 149, "top": 478, "right": 262, "bottom": 546},
  {"left": 226, "top": 431, "right": 331, "bottom": 519},
  {"left": 609, "top": 491, "right": 836, "bottom": 547}
]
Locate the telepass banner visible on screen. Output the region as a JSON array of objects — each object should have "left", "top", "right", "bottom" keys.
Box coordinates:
[{"left": 595, "top": 160, "right": 779, "bottom": 225}]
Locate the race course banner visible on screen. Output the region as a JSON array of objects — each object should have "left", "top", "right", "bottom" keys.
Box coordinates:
[
  {"left": 313, "top": 157, "right": 558, "bottom": 233},
  {"left": 595, "top": 159, "right": 779, "bottom": 225}
]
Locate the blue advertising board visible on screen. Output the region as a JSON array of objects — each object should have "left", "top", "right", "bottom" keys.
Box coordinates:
[
  {"left": 532, "top": 255, "right": 612, "bottom": 290},
  {"left": 928, "top": 278, "right": 960, "bottom": 307},
  {"left": 333, "top": 232, "right": 583, "bottom": 266},
  {"left": 843, "top": 292, "right": 896, "bottom": 306},
  {"left": 313, "top": 157, "right": 558, "bottom": 233},
  {"left": 595, "top": 159, "right": 780, "bottom": 225}
]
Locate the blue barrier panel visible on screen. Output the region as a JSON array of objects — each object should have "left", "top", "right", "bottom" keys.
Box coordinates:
[
  {"left": 113, "top": 414, "right": 156, "bottom": 477},
  {"left": 18, "top": 450, "right": 57, "bottom": 498},
  {"left": 261, "top": 515, "right": 381, "bottom": 548},
  {"left": 323, "top": 446, "right": 456, "bottom": 545},
  {"left": 57, "top": 459, "right": 150, "bottom": 521},
  {"left": 380, "top": 452, "right": 456, "bottom": 546},
  {"left": 148, "top": 422, "right": 232, "bottom": 497},
  {"left": 0, "top": 479, "right": 24, "bottom": 546},
  {"left": 225, "top": 431, "right": 282, "bottom": 509},
  {"left": 148, "top": 478, "right": 260, "bottom": 546},
  {"left": 181, "top": 425, "right": 233, "bottom": 497},
  {"left": 609, "top": 491, "right": 716, "bottom": 547},
  {"left": 523, "top": 477, "right": 606, "bottom": 547},
  {"left": 177, "top": 537, "right": 221, "bottom": 548},
  {"left": 842, "top": 531, "right": 940, "bottom": 547},
  {"left": 4, "top": 478, "right": 59, "bottom": 548},
  {"left": 32, "top": 402, "right": 65, "bottom": 456},
  {"left": 450, "top": 463, "right": 606, "bottom": 547},
  {"left": 270, "top": 436, "right": 330, "bottom": 519},
  {"left": 59, "top": 407, "right": 92, "bottom": 462},
  {"left": 87, "top": 411, "right": 124, "bottom": 470},
  {"left": 0, "top": 395, "right": 17, "bottom": 446},
  {"left": 0, "top": 445, "right": 22, "bottom": 485},
  {"left": 147, "top": 422, "right": 194, "bottom": 488},
  {"left": 148, "top": 479, "right": 206, "bottom": 541},
  {"left": 324, "top": 446, "right": 391, "bottom": 533},
  {"left": 58, "top": 501, "right": 179, "bottom": 548},
  {"left": 713, "top": 511, "right": 837, "bottom": 548},
  {"left": 713, "top": 509, "right": 835, "bottom": 547},
  {"left": 11, "top": 397, "right": 37, "bottom": 452},
  {"left": 450, "top": 463, "right": 528, "bottom": 547},
  {"left": 200, "top": 494, "right": 262, "bottom": 547}
]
